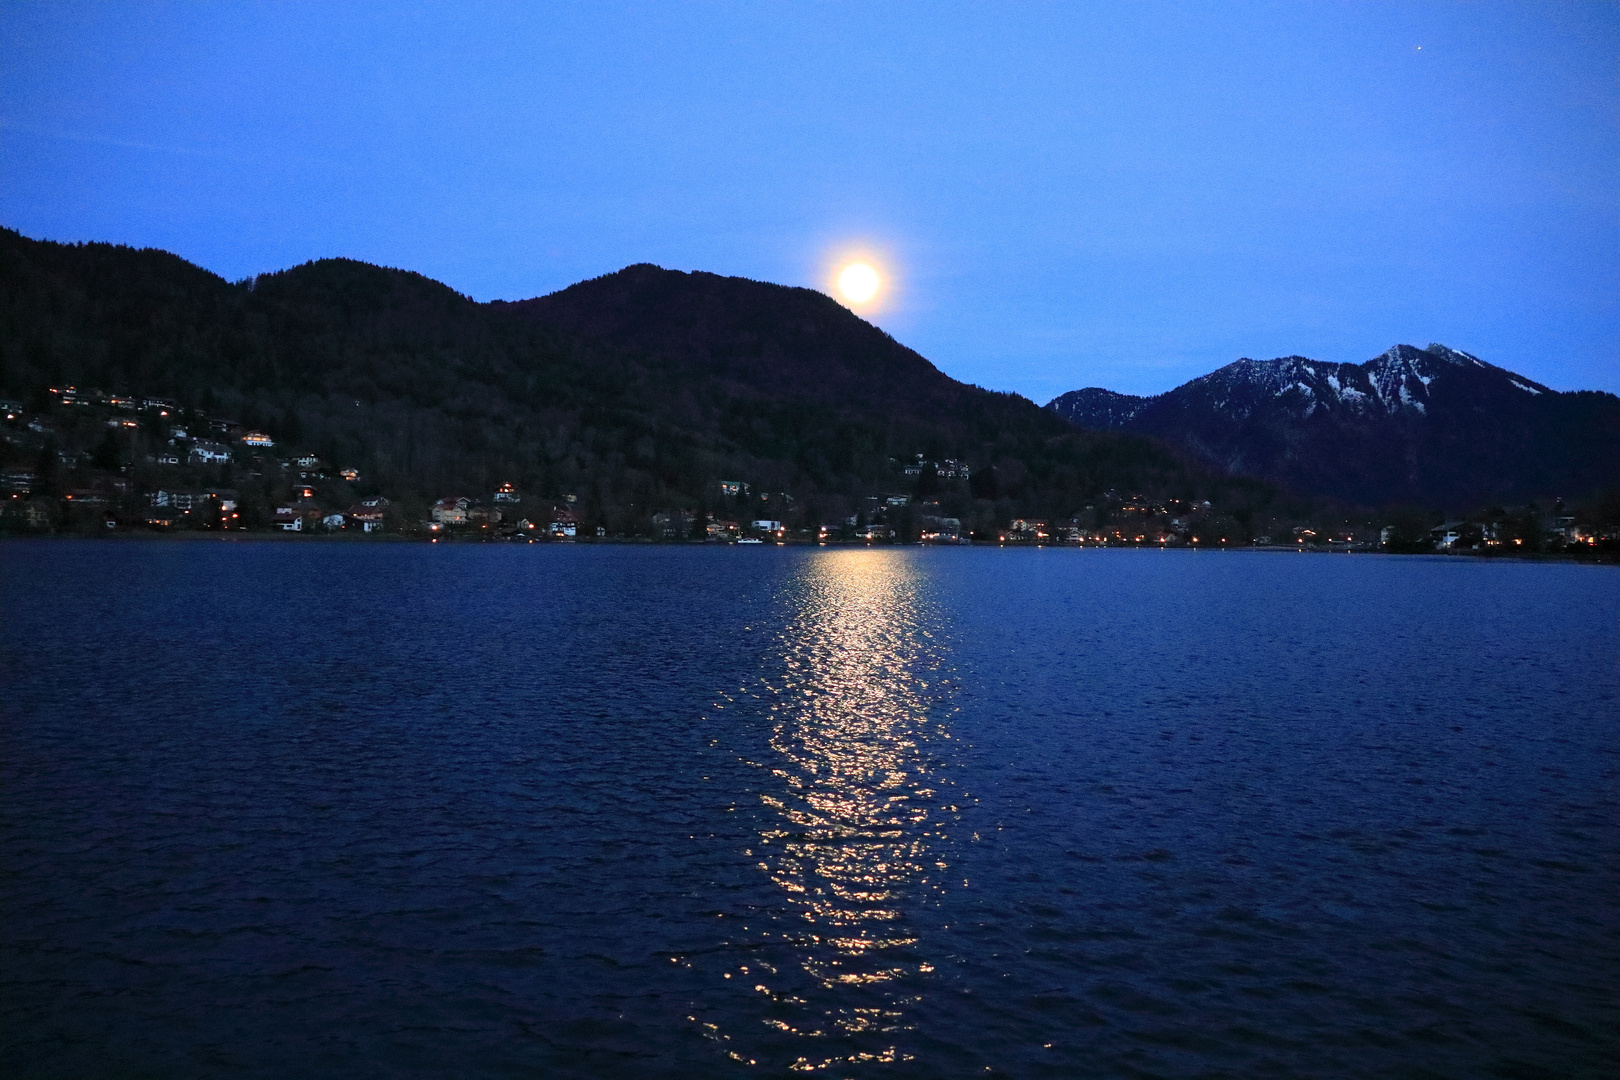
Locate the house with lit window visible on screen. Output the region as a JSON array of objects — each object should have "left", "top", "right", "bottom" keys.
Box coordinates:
[
  {"left": 1, "top": 470, "right": 37, "bottom": 493},
  {"left": 149, "top": 490, "right": 211, "bottom": 511},
  {"left": 432, "top": 497, "right": 471, "bottom": 525},
  {"left": 549, "top": 507, "right": 578, "bottom": 538},
  {"left": 347, "top": 503, "right": 386, "bottom": 532}
]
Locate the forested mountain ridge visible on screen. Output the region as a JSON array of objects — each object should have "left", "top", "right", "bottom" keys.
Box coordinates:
[
  {"left": 0, "top": 228, "right": 1284, "bottom": 538},
  {"left": 1049, "top": 345, "right": 1620, "bottom": 507}
]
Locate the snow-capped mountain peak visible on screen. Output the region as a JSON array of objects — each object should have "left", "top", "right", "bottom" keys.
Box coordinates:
[{"left": 1046, "top": 344, "right": 1616, "bottom": 505}]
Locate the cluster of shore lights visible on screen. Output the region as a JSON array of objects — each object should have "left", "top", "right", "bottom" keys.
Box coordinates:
[{"left": 990, "top": 534, "right": 1233, "bottom": 545}]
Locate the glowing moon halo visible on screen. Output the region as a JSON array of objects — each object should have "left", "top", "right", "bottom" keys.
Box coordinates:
[{"left": 836, "top": 262, "right": 881, "bottom": 304}]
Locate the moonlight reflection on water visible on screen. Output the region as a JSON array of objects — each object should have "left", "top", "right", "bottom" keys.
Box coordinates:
[{"left": 729, "top": 551, "right": 962, "bottom": 1070}]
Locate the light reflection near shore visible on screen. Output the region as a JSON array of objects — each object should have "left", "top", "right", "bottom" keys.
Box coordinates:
[{"left": 731, "top": 550, "right": 961, "bottom": 1071}]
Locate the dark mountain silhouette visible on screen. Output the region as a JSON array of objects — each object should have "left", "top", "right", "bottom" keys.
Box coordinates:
[
  {"left": 0, "top": 228, "right": 1282, "bottom": 536},
  {"left": 1049, "top": 345, "right": 1620, "bottom": 507}
]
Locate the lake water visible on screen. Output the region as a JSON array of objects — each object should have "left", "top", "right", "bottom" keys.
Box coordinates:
[{"left": 2, "top": 542, "right": 1616, "bottom": 1079}]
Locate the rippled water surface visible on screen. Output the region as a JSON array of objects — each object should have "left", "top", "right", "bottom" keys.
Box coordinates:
[{"left": 3, "top": 542, "right": 1617, "bottom": 1078}]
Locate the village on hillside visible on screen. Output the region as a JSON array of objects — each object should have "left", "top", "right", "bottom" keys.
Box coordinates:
[{"left": 1, "top": 385, "right": 1612, "bottom": 553}]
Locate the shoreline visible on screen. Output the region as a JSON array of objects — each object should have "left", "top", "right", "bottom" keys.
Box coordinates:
[{"left": 2, "top": 531, "right": 1613, "bottom": 563}]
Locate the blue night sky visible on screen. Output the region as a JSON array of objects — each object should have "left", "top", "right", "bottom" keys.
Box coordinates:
[{"left": 3, "top": 2, "right": 1615, "bottom": 402}]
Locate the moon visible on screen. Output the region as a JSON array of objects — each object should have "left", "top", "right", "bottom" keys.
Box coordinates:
[{"left": 836, "top": 262, "right": 881, "bottom": 304}]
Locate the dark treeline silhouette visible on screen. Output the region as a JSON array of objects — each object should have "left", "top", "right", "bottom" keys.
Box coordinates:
[{"left": 0, "top": 228, "right": 1295, "bottom": 537}]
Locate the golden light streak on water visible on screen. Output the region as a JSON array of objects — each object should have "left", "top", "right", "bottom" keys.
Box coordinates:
[{"left": 735, "top": 550, "right": 961, "bottom": 1069}]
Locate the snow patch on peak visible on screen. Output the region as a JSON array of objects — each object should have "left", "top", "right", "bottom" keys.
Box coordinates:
[
  {"left": 1425, "top": 343, "right": 1480, "bottom": 366},
  {"left": 1509, "top": 379, "right": 1543, "bottom": 395},
  {"left": 1395, "top": 382, "right": 1428, "bottom": 414}
]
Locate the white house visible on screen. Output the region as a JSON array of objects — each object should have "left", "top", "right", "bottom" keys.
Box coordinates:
[
  {"left": 150, "top": 489, "right": 210, "bottom": 509},
  {"left": 1430, "top": 522, "right": 1466, "bottom": 549},
  {"left": 347, "top": 504, "right": 385, "bottom": 532},
  {"left": 189, "top": 440, "right": 232, "bottom": 465},
  {"left": 549, "top": 507, "right": 578, "bottom": 538},
  {"left": 432, "top": 497, "right": 472, "bottom": 524}
]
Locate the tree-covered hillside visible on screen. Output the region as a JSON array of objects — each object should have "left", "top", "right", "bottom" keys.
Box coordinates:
[{"left": 0, "top": 228, "right": 1289, "bottom": 537}]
